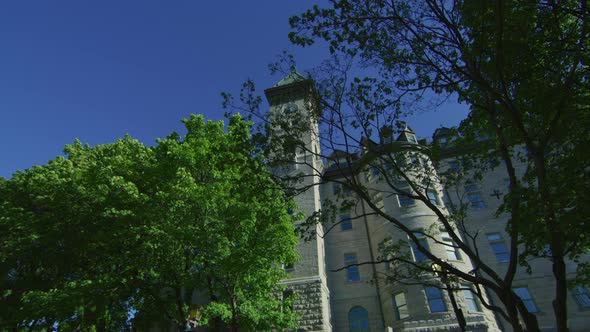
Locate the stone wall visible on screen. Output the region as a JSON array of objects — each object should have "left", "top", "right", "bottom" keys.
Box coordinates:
[{"left": 284, "top": 279, "right": 326, "bottom": 331}]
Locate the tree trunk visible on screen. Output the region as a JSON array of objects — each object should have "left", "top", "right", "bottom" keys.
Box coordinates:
[
  {"left": 552, "top": 242, "right": 569, "bottom": 332},
  {"left": 175, "top": 287, "right": 186, "bottom": 332},
  {"left": 207, "top": 275, "right": 223, "bottom": 331},
  {"left": 230, "top": 297, "right": 239, "bottom": 332},
  {"left": 96, "top": 319, "right": 106, "bottom": 332},
  {"left": 503, "top": 292, "right": 524, "bottom": 332},
  {"left": 513, "top": 293, "right": 540, "bottom": 332}
]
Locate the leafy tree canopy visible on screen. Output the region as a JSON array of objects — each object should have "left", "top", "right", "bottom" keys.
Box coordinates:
[{"left": 0, "top": 114, "right": 299, "bottom": 331}]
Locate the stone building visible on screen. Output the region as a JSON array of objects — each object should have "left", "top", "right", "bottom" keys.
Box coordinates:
[{"left": 264, "top": 71, "right": 590, "bottom": 332}]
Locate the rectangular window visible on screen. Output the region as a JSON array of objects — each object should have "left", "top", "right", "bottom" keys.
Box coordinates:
[
  {"left": 370, "top": 165, "right": 380, "bottom": 178},
  {"left": 340, "top": 211, "right": 352, "bottom": 231},
  {"left": 462, "top": 286, "right": 481, "bottom": 312},
  {"left": 448, "top": 160, "right": 461, "bottom": 173},
  {"left": 427, "top": 190, "right": 441, "bottom": 206},
  {"left": 397, "top": 183, "right": 414, "bottom": 207},
  {"left": 467, "top": 192, "right": 486, "bottom": 209},
  {"left": 574, "top": 286, "right": 590, "bottom": 309},
  {"left": 425, "top": 286, "right": 447, "bottom": 312},
  {"left": 513, "top": 287, "right": 538, "bottom": 313},
  {"left": 332, "top": 183, "right": 341, "bottom": 195},
  {"left": 487, "top": 233, "right": 510, "bottom": 263},
  {"left": 393, "top": 292, "right": 409, "bottom": 320},
  {"left": 441, "top": 232, "right": 461, "bottom": 261},
  {"left": 410, "top": 155, "right": 422, "bottom": 168},
  {"left": 282, "top": 289, "right": 294, "bottom": 312},
  {"left": 372, "top": 192, "right": 385, "bottom": 211},
  {"left": 344, "top": 253, "right": 360, "bottom": 282},
  {"left": 465, "top": 182, "right": 486, "bottom": 209},
  {"left": 410, "top": 232, "right": 429, "bottom": 262}
]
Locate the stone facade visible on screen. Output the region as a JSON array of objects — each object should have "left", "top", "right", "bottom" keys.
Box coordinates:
[
  {"left": 265, "top": 71, "right": 332, "bottom": 332},
  {"left": 265, "top": 72, "right": 590, "bottom": 332}
]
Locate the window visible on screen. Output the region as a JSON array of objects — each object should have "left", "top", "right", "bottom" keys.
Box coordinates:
[
  {"left": 410, "top": 232, "right": 429, "bottom": 262},
  {"left": 407, "top": 133, "right": 418, "bottom": 144},
  {"left": 573, "top": 286, "right": 590, "bottom": 309},
  {"left": 410, "top": 155, "right": 422, "bottom": 167},
  {"left": 393, "top": 292, "right": 409, "bottom": 320},
  {"left": 462, "top": 286, "right": 481, "bottom": 312},
  {"left": 543, "top": 245, "right": 553, "bottom": 257},
  {"left": 370, "top": 165, "right": 380, "bottom": 178},
  {"left": 465, "top": 182, "right": 486, "bottom": 209},
  {"left": 441, "top": 232, "right": 461, "bottom": 261},
  {"left": 467, "top": 192, "right": 486, "bottom": 209},
  {"left": 395, "top": 154, "right": 408, "bottom": 168},
  {"left": 282, "top": 289, "right": 294, "bottom": 312},
  {"left": 345, "top": 253, "right": 360, "bottom": 282},
  {"left": 448, "top": 160, "right": 461, "bottom": 173},
  {"left": 427, "top": 190, "right": 441, "bottom": 206},
  {"left": 397, "top": 183, "right": 414, "bottom": 207},
  {"left": 333, "top": 183, "right": 341, "bottom": 195},
  {"left": 348, "top": 306, "right": 369, "bottom": 332},
  {"left": 487, "top": 233, "right": 510, "bottom": 263},
  {"left": 512, "top": 287, "right": 538, "bottom": 313},
  {"left": 340, "top": 211, "right": 352, "bottom": 231},
  {"left": 373, "top": 193, "right": 384, "bottom": 211},
  {"left": 425, "top": 286, "right": 447, "bottom": 313}
]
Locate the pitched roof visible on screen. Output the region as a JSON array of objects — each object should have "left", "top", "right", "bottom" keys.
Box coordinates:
[{"left": 274, "top": 67, "right": 307, "bottom": 87}]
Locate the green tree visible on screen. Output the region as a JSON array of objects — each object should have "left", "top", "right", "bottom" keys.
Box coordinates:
[
  {"left": 285, "top": 1, "right": 588, "bottom": 331},
  {"left": 0, "top": 114, "right": 299, "bottom": 331}
]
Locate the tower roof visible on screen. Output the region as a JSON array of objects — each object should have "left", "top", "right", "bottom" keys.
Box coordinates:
[
  {"left": 274, "top": 67, "right": 307, "bottom": 87},
  {"left": 396, "top": 125, "right": 418, "bottom": 143}
]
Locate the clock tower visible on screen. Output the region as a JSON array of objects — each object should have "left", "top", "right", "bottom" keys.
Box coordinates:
[{"left": 265, "top": 69, "right": 332, "bottom": 332}]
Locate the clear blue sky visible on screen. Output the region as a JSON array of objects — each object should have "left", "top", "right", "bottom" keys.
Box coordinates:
[{"left": 0, "top": 1, "right": 468, "bottom": 179}]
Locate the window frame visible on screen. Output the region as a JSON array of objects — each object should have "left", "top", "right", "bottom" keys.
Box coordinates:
[
  {"left": 333, "top": 182, "right": 341, "bottom": 195},
  {"left": 448, "top": 160, "right": 461, "bottom": 173},
  {"left": 407, "top": 133, "right": 418, "bottom": 144},
  {"left": 441, "top": 232, "right": 462, "bottom": 261},
  {"left": 340, "top": 210, "right": 353, "bottom": 231},
  {"left": 393, "top": 292, "right": 409, "bottom": 320},
  {"left": 573, "top": 285, "right": 590, "bottom": 309},
  {"left": 427, "top": 190, "right": 441, "bottom": 206},
  {"left": 396, "top": 182, "right": 415, "bottom": 207},
  {"left": 512, "top": 287, "right": 538, "bottom": 313},
  {"left": 464, "top": 181, "right": 486, "bottom": 209},
  {"left": 462, "top": 285, "right": 482, "bottom": 312},
  {"left": 410, "top": 232, "right": 429, "bottom": 263},
  {"left": 348, "top": 306, "right": 369, "bottom": 332},
  {"left": 424, "top": 286, "right": 447, "bottom": 313},
  {"left": 487, "top": 233, "right": 510, "bottom": 263},
  {"left": 282, "top": 289, "right": 294, "bottom": 312},
  {"left": 344, "top": 253, "right": 360, "bottom": 282}
]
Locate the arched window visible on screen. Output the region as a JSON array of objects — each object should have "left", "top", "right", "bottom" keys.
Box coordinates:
[{"left": 348, "top": 306, "right": 369, "bottom": 332}]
